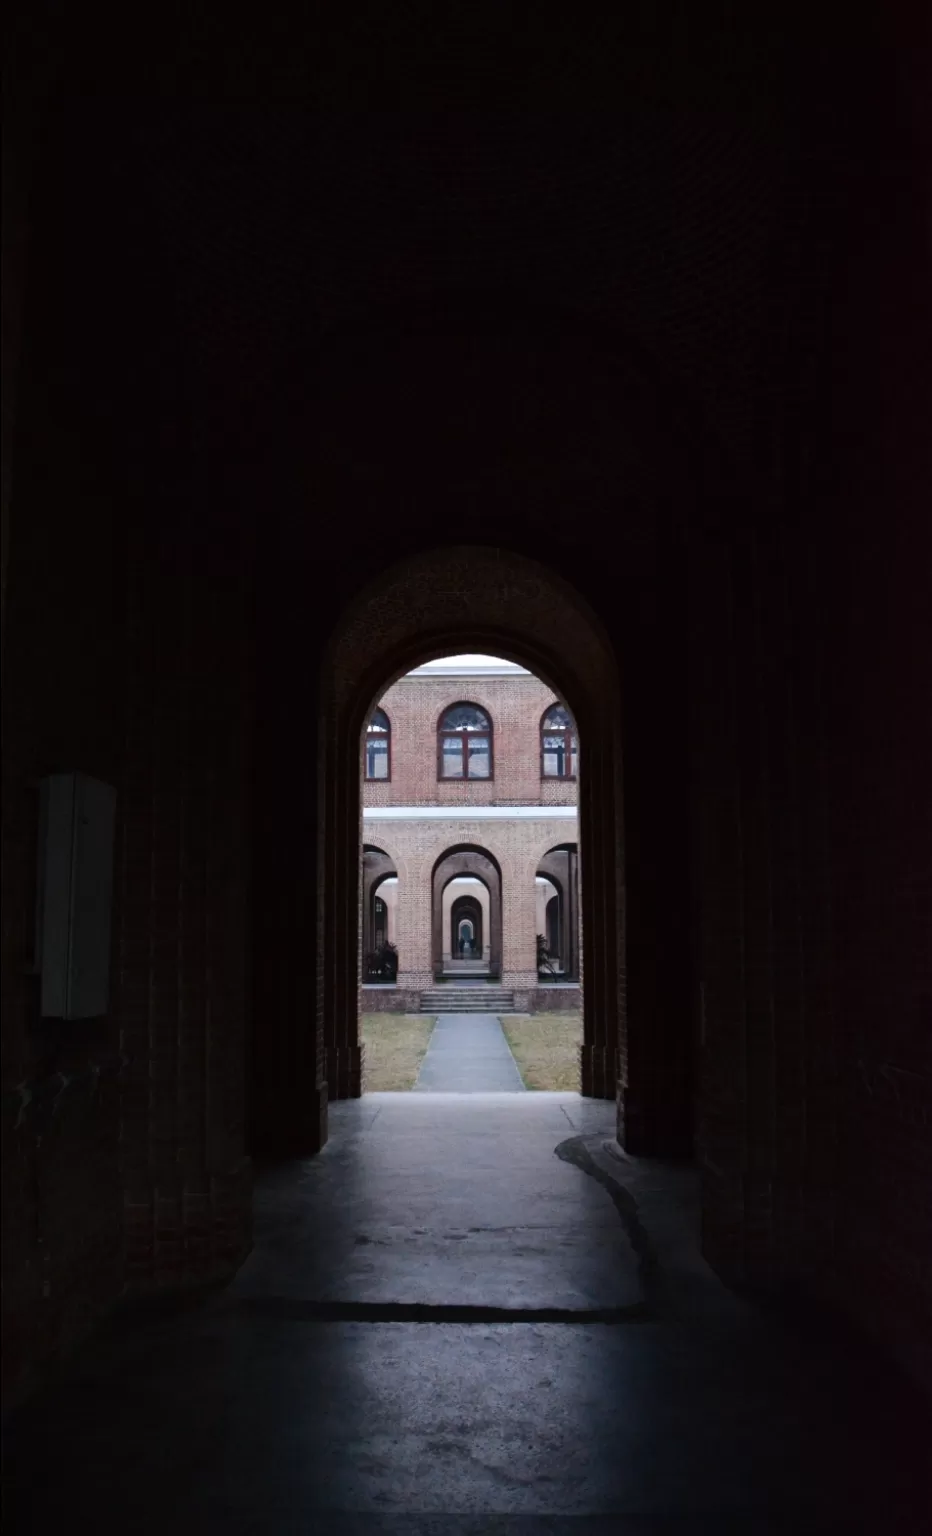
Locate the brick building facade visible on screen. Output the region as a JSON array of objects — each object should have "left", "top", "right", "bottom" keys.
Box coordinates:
[{"left": 362, "top": 656, "right": 580, "bottom": 1011}]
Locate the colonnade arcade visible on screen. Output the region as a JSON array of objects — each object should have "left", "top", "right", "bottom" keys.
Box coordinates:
[{"left": 361, "top": 840, "right": 580, "bottom": 987}]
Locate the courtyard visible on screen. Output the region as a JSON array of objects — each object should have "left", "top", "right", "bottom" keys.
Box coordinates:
[{"left": 361, "top": 1011, "right": 583, "bottom": 1092}]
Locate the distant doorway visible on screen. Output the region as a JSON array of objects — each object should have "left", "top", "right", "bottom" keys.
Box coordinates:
[
  {"left": 320, "top": 543, "right": 624, "bottom": 1110},
  {"left": 536, "top": 844, "right": 580, "bottom": 981},
  {"left": 451, "top": 892, "right": 484, "bottom": 959},
  {"left": 435, "top": 855, "right": 499, "bottom": 978}
]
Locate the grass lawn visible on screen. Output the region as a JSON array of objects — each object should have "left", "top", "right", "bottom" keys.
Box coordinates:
[
  {"left": 360, "top": 1014, "right": 436, "bottom": 1091},
  {"left": 500, "top": 1012, "right": 583, "bottom": 1090}
]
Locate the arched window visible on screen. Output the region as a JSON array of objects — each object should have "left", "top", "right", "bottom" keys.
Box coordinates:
[
  {"left": 541, "top": 703, "right": 578, "bottom": 779},
  {"left": 365, "top": 708, "right": 391, "bottom": 780},
  {"left": 438, "top": 703, "right": 493, "bottom": 779}
]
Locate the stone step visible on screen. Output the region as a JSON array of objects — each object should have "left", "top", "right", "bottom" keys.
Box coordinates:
[
  {"left": 423, "top": 991, "right": 513, "bottom": 998},
  {"left": 422, "top": 1006, "right": 518, "bottom": 1014},
  {"left": 420, "top": 988, "right": 517, "bottom": 1014}
]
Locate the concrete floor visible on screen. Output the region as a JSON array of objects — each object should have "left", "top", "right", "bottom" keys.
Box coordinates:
[
  {"left": 4, "top": 1094, "right": 931, "bottom": 1533},
  {"left": 413, "top": 1014, "right": 526, "bottom": 1092}
]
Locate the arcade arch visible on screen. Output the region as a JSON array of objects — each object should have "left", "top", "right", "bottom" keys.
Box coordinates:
[
  {"left": 361, "top": 844, "right": 399, "bottom": 979},
  {"left": 446, "top": 880, "right": 489, "bottom": 967},
  {"left": 536, "top": 843, "right": 580, "bottom": 982},
  {"left": 432, "top": 847, "right": 502, "bottom": 979},
  {"left": 318, "top": 544, "right": 624, "bottom": 1118}
]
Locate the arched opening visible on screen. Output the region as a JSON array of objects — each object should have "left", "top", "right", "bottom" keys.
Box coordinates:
[
  {"left": 318, "top": 544, "right": 624, "bottom": 1120},
  {"left": 361, "top": 845, "right": 399, "bottom": 982},
  {"left": 454, "top": 903, "right": 479, "bottom": 952},
  {"left": 432, "top": 850, "right": 501, "bottom": 979},
  {"left": 536, "top": 843, "right": 580, "bottom": 983},
  {"left": 535, "top": 878, "right": 561, "bottom": 968},
  {"left": 448, "top": 885, "right": 486, "bottom": 965}
]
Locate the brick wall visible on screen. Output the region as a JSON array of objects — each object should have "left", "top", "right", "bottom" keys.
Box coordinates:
[
  {"left": 364, "top": 672, "right": 577, "bottom": 808},
  {"left": 362, "top": 669, "right": 579, "bottom": 997},
  {"left": 1, "top": 230, "right": 125, "bottom": 1403},
  {"left": 362, "top": 814, "right": 579, "bottom": 990},
  {"left": 115, "top": 510, "right": 253, "bottom": 1297},
  {"left": 815, "top": 51, "right": 932, "bottom": 1385}
]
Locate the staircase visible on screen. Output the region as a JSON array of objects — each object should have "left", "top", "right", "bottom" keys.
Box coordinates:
[{"left": 420, "top": 985, "right": 516, "bottom": 1014}]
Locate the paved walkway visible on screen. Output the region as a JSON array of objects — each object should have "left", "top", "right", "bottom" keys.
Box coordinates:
[
  {"left": 414, "top": 1013, "right": 526, "bottom": 1092},
  {"left": 5, "top": 1094, "right": 930, "bottom": 1532}
]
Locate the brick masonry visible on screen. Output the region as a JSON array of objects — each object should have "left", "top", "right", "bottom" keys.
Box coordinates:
[
  {"left": 362, "top": 675, "right": 577, "bottom": 995},
  {"left": 364, "top": 814, "right": 578, "bottom": 989},
  {"left": 362, "top": 669, "right": 579, "bottom": 996},
  {"left": 365, "top": 671, "right": 577, "bottom": 810}
]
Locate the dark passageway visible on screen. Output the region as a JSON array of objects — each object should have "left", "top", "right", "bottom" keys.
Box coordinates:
[
  {"left": 3, "top": 1, "right": 930, "bottom": 1528},
  {"left": 5, "top": 1096, "right": 931, "bottom": 1528}
]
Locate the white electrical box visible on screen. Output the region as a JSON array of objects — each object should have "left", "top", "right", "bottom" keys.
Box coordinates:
[{"left": 36, "top": 773, "right": 116, "bottom": 1019}]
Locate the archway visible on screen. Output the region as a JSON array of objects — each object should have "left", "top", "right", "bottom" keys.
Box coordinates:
[
  {"left": 361, "top": 845, "right": 399, "bottom": 982},
  {"left": 362, "top": 845, "right": 396, "bottom": 945},
  {"left": 374, "top": 883, "right": 398, "bottom": 949},
  {"left": 537, "top": 844, "right": 580, "bottom": 982},
  {"left": 451, "top": 895, "right": 483, "bottom": 959},
  {"left": 432, "top": 849, "right": 501, "bottom": 978},
  {"left": 317, "top": 544, "right": 623, "bottom": 1119}
]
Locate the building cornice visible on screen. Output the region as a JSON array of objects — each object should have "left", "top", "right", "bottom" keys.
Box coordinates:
[{"left": 363, "top": 805, "right": 577, "bottom": 820}]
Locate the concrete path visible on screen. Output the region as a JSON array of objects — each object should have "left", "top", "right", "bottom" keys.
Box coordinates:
[
  {"left": 413, "top": 1012, "right": 526, "bottom": 1092},
  {"left": 6, "top": 1094, "right": 930, "bottom": 1531},
  {"left": 235, "top": 1093, "right": 634, "bottom": 1312}
]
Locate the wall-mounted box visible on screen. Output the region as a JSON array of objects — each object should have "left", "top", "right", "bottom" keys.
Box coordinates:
[{"left": 35, "top": 773, "right": 116, "bottom": 1019}]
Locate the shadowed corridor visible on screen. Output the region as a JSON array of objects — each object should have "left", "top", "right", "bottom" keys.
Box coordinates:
[
  {"left": 4, "top": 1097, "right": 930, "bottom": 1531},
  {"left": 3, "top": 3, "right": 930, "bottom": 1530}
]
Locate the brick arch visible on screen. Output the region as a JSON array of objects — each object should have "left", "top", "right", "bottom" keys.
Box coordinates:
[
  {"left": 537, "top": 845, "right": 581, "bottom": 983},
  {"left": 361, "top": 846, "right": 398, "bottom": 961},
  {"left": 431, "top": 846, "right": 503, "bottom": 980},
  {"left": 362, "top": 843, "right": 396, "bottom": 892},
  {"left": 435, "top": 699, "right": 494, "bottom": 728},
  {"left": 450, "top": 895, "right": 484, "bottom": 960},
  {"left": 362, "top": 836, "right": 404, "bottom": 869},
  {"left": 317, "top": 543, "right": 623, "bottom": 1123}
]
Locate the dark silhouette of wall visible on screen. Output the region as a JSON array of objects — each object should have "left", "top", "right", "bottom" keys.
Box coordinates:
[{"left": 3, "top": 1, "right": 929, "bottom": 1404}]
